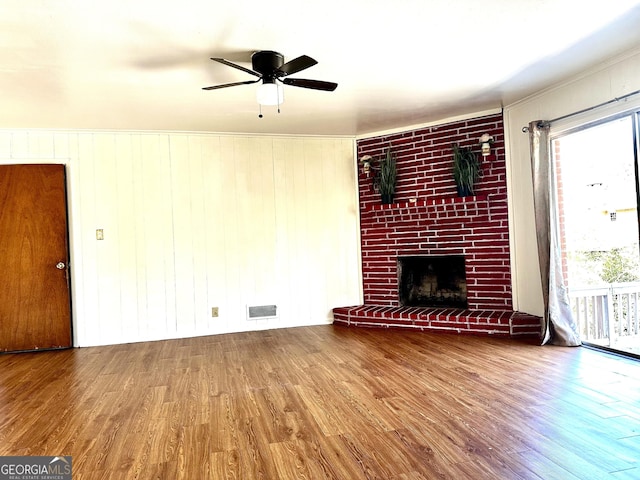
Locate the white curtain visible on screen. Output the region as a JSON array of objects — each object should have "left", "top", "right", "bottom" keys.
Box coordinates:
[{"left": 529, "top": 121, "right": 581, "bottom": 346}]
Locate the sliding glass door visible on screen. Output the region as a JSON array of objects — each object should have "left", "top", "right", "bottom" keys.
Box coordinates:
[{"left": 553, "top": 112, "right": 640, "bottom": 356}]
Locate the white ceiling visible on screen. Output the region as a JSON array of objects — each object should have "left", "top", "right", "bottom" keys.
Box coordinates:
[{"left": 2, "top": 0, "right": 640, "bottom": 137}]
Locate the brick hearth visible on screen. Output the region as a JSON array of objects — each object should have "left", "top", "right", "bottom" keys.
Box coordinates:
[
  {"left": 333, "top": 112, "right": 541, "bottom": 338},
  {"left": 332, "top": 305, "right": 541, "bottom": 337}
]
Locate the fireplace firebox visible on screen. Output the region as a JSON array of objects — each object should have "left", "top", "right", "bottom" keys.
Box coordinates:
[{"left": 398, "top": 255, "right": 467, "bottom": 308}]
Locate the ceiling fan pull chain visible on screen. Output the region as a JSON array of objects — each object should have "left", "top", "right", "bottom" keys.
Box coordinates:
[{"left": 277, "top": 83, "right": 281, "bottom": 113}]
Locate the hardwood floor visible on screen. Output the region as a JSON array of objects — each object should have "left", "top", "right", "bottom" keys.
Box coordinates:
[{"left": 0, "top": 325, "right": 639, "bottom": 479}]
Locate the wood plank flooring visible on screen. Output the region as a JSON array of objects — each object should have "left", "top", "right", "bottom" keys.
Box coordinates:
[{"left": 0, "top": 325, "right": 639, "bottom": 479}]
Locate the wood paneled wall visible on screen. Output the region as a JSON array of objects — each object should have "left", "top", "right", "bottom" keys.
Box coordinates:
[{"left": 0, "top": 131, "right": 361, "bottom": 346}]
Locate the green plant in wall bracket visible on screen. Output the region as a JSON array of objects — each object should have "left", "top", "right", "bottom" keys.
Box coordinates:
[
  {"left": 374, "top": 147, "right": 397, "bottom": 204},
  {"left": 452, "top": 144, "right": 480, "bottom": 197}
]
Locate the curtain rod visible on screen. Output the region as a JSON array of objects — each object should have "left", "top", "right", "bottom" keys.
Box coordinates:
[{"left": 522, "top": 88, "right": 640, "bottom": 132}]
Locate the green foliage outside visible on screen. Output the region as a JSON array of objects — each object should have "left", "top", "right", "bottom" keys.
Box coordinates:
[{"left": 570, "top": 245, "right": 640, "bottom": 285}]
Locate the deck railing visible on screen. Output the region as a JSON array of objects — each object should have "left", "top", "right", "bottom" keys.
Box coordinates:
[{"left": 570, "top": 282, "right": 640, "bottom": 345}]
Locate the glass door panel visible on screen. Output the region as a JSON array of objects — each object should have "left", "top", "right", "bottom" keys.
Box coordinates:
[{"left": 553, "top": 115, "right": 640, "bottom": 356}]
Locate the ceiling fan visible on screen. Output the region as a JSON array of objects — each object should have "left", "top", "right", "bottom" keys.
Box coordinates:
[{"left": 203, "top": 50, "right": 338, "bottom": 110}]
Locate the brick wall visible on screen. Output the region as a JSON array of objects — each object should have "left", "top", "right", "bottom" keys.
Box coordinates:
[
  {"left": 357, "top": 112, "right": 512, "bottom": 311},
  {"left": 334, "top": 112, "right": 541, "bottom": 337}
]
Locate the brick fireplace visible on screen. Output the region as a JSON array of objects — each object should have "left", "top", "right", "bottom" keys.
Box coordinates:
[{"left": 333, "top": 113, "right": 541, "bottom": 337}]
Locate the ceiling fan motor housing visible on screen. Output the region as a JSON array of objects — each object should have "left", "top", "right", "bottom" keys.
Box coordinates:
[{"left": 251, "top": 51, "right": 284, "bottom": 77}]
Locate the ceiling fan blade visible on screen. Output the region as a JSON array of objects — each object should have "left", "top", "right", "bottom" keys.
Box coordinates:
[
  {"left": 282, "top": 78, "right": 338, "bottom": 91},
  {"left": 210, "top": 58, "right": 261, "bottom": 77},
  {"left": 277, "top": 55, "right": 317, "bottom": 76},
  {"left": 202, "top": 79, "right": 260, "bottom": 90}
]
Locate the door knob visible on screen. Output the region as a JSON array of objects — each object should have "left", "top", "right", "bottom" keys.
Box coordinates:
[{"left": 56, "top": 262, "right": 66, "bottom": 270}]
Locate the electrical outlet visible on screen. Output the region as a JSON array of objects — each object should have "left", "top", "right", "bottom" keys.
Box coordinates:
[{"left": 211, "top": 307, "right": 219, "bottom": 317}]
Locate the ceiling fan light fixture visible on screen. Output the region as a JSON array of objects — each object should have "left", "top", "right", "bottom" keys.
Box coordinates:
[{"left": 257, "top": 81, "right": 283, "bottom": 106}]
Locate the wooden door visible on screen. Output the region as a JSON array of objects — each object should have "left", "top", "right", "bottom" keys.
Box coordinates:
[{"left": 0, "top": 164, "right": 72, "bottom": 352}]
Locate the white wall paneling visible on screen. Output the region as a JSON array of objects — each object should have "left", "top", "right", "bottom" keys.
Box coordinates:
[{"left": 0, "top": 131, "right": 361, "bottom": 346}]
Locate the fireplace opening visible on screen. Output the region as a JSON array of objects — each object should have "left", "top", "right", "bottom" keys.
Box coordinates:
[{"left": 398, "top": 255, "right": 467, "bottom": 308}]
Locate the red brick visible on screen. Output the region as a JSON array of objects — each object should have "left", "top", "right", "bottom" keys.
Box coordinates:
[{"left": 354, "top": 112, "right": 514, "bottom": 329}]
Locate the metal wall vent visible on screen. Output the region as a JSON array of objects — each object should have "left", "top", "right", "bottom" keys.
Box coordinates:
[{"left": 247, "top": 305, "right": 278, "bottom": 320}]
